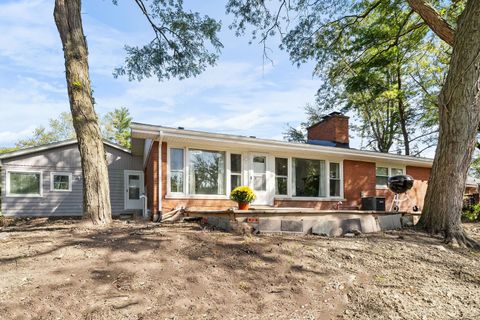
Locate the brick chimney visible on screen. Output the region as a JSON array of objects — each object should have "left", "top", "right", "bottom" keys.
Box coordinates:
[{"left": 306, "top": 112, "right": 349, "bottom": 148}]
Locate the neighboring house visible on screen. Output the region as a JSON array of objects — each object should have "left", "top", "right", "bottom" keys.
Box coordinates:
[
  {"left": 131, "top": 112, "right": 434, "bottom": 217},
  {"left": 465, "top": 176, "right": 480, "bottom": 195},
  {"left": 0, "top": 140, "right": 143, "bottom": 216}
]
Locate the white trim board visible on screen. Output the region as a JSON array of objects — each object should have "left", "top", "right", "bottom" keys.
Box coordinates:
[
  {"left": 131, "top": 123, "right": 433, "bottom": 167},
  {"left": 0, "top": 139, "right": 131, "bottom": 160}
]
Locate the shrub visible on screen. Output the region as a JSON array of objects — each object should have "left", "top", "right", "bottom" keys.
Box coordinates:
[
  {"left": 230, "top": 186, "right": 256, "bottom": 204},
  {"left": 462, "top": 203, "right": 480, "bottom": 222}
]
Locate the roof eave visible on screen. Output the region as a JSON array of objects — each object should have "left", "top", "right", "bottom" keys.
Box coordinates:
[
  {"left": 131, "top": 123, "right": 433, "bottom": 167},
  {"left": 0, "top": 139, "right": 131, "bottom": 160}
]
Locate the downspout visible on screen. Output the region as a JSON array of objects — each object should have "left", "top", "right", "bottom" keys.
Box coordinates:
[{"left": 158, "top": 130, "right": 164, "bottom": 218}]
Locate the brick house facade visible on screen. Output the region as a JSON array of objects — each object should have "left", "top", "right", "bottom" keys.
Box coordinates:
[{"left": 132, "top": 113, "right": 434, "bottom": 217}]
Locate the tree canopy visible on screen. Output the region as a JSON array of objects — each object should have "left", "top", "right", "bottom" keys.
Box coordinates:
[
  {"left": 2, "top": 108, "right": 133, "bottom": 152},
  {"left": 227, "top": 0, "right": 461, "bottom": 155},
  {"left": 113, "top": 0, "right": 223, "bottom": 81},
  {"left": 102, "top": 107, "right": 133, "bottom": 149}
]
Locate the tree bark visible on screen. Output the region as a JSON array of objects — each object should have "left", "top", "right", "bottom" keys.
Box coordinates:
[
  {"left": 418, "top": 0, "right": 480, "bottom": 248},
  {"left": 396, "top": 62, "right": 410, "bottom": 155},
  {"left": 406, "top": 0, "right": 455, "bottom": 46},
  {"left": 54, "top": 0, "right": 112, "bottom": 224}
]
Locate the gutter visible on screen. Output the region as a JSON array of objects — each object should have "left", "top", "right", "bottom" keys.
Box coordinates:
[{"left": 130, "top": 123, "right": 433, "bottom": 167}]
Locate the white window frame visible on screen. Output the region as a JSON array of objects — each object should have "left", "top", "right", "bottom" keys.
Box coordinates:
[
  {"left": 376, "top": 165, "right": 405, "bottom": 189},
  {"left": 167, "top": 147, "right": 186, "bottom": 195},
  {"left": 289, "top": 157, "right": 344, "bottom": 200},
  {"left": 165, "top": 146, "right": 345, "bottom": 201},
  {"left": 329, "top": 162, "right": 341, "bottom": 197},
  {"left": 50, "top": 172, "right": 73, "bottom": 192},
  {"left": 188, "top": 148, "right": 227, "bottom": 196},
  {"left": 6, "top": 170, "right": 43, "bottom": 198},
  {"left": 390, "top": 167, "right": 404, "bottom": 176},
  {"left": 274, "top": 157, "right": 289, "bottom": 196},
  {"left": 167, "top": 146, "right": 231, "bottom": 199},
  {"left": 229, "top": 153, "right": 243, "bottom": 192}
]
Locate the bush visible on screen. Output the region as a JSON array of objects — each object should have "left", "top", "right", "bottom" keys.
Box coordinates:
[
  {"left": 462, "top": 203, "right": 480, "bottom": 222},
  {"left": 230, "top": 186, "right": 256, "bottom": 204}
]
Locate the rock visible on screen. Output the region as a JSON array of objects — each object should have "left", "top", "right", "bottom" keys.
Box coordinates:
[
  {"left": 232, "top": 222, "right": 254, "bottom": 235},
  {"left": 401, "top": 216, "right": 414, "bottom": 227},
  {"left": 449, "top": 238, "right": 460, "bottom": 248},
  {"left": 352, "top": 229, "right": 362, "bottom": 236},
  {"left": 434, "top": 245, "right": 447, "bottom": 252},
  {"left": 344, "top": 233, "right": 355, "bottom": 238}
]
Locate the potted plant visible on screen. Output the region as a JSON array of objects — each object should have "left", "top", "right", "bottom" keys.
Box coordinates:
[{"left": 230, "top": 186, "right": 256, "bottom": 210}]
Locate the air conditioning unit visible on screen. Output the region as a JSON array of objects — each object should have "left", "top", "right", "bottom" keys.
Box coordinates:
[{"left": 361, "top": 196, "right": 386, "bottom": 211}]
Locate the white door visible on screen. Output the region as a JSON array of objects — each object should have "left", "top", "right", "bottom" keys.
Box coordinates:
[
  {"left": 124, "top": 170, "right": 145, "bottom": 210},
  {"left": 250, "top": 154, "right": 272, "bottom": 205}
]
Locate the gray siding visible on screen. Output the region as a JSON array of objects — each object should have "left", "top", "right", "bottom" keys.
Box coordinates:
[{"left": 0, "top": 144, "right": 143, "bottom": 217}]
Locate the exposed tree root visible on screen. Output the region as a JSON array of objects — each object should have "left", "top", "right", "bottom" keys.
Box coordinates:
[
  {"left": 415, "top": 222, "right": 480, "bottom": 250},
  {"left": 444, "top": 230, "right": 480, "bottom": 250}
]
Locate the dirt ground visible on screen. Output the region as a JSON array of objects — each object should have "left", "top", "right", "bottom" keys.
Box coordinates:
[{"left": 0, "top": 218, "right": 479, "bottom": 320}]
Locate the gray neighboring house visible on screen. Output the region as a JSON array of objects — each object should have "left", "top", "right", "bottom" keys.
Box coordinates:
[{"left": 0, "top": 139, "right": 144, "bottom": 217}]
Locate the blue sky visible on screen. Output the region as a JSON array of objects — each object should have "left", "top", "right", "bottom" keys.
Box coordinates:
[{"left": 0, "top": 0, "right": 368, "bottom": 150}]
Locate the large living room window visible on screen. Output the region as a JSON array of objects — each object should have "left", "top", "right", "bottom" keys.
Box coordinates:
[
  {"left": 188, "top": 149, "right": 226, "bottom": 195},
  {"left": 292, "top": 158, "right": 326, "bottom": 197},
  {"left": 7, "top": 171, "right": 42, "bottom": 197},
  {"left": 170, "top": 148, "right": 184, "bottom": 193}
]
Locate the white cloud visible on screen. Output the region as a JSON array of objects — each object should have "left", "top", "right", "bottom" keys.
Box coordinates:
[
  {"left": 93, "top": 61, "right": 318, "bottom": 139},
  {"left": 0, "top": 127, "right": 36, "bottom": 144},
  {"left": 0, "top": 0, "right": 321, "bottom": 147},
  {"left": 0, "top": 0, "right": 63, "bottom": 75},
  {"left": 0, "top": 78, "right": 70, "bottom": 137},
  {"left": 0, "top": 0, "right": 139, "bottom": 78}
]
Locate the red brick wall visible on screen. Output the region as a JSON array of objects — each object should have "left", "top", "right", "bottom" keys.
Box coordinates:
[
  {"left": 307, "top": 115, "right": 349, "bottom": 145},
  {"left": 162, "top": 199, "right": 237, "bottom": 212},
  {"left": 466, "top": 186, "right": 478, "bottom": 195},
  {"left": 144, "top": 141, "right": 159, "bottom": 214},
  {"left": 153, "top": 141, "right": 431, "bottom": 212},
  {"left": 406, "top": 166, "right": 431, "bottom": 181},
  {"left": 405, "top": 166, "right": 431, "bottom": 212},
  {"left": 343, "top": 160, "right": 376, "bottom": 207},
  {"left": 375, "top": 166, "right": 431, "bottom": 212}
]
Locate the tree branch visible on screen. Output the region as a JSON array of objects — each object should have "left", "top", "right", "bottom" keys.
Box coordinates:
[{"left": 406, "top": 0, "right": 455, "bottom": 46}]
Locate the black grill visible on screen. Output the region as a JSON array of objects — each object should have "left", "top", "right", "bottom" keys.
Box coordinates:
[{"left": 387, "top": 175, "right": 414, "bottom": 194}]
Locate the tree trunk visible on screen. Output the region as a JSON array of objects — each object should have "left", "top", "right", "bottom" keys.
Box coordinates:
[
  {"left": 418, "top": 0, "right": 480, "bottom": 248},
  {"left": 54, "top": 0, "right": 112, "bottom": 225},
  {"left": 396, "top": 63, "right": 410, "bottom": 155}
]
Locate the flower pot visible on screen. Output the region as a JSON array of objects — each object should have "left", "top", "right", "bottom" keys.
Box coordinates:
[{"left": 238, "top": 202, "right": 250, "bottom": 210}]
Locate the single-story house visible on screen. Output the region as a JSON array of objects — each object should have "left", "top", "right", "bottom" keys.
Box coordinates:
[
  {"left": 131, "top": 112, "right": 433, "bottom": 217},
  {"left": 0, "top": 112, "right": 440, "bottom": 218}
]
